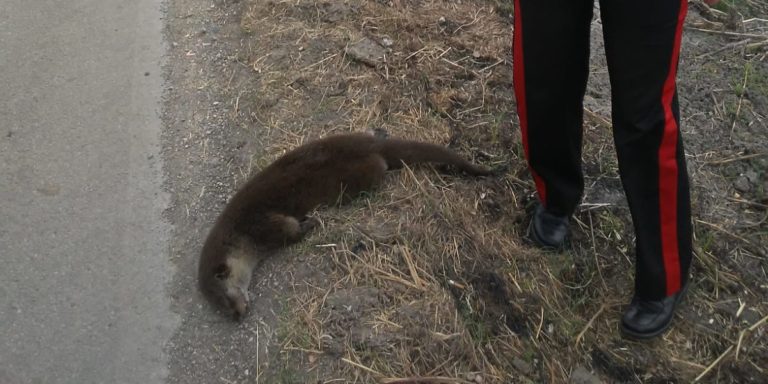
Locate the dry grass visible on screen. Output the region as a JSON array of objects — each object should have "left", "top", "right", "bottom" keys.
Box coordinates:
[{"left": 221, "top": 0, "right": 768, "bottom": 382}]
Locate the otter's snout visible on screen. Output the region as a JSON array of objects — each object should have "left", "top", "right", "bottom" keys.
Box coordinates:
[
  {"left": 227, "top": 287, "right": 249, "bottom": 321},
  {"left": 232, "top": 297, "right": 247, "bottom": 321}
]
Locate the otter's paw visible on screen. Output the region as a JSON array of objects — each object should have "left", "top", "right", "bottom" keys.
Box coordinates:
[{"left": 299, "top": 216, "right": 321, "bottom": 233}]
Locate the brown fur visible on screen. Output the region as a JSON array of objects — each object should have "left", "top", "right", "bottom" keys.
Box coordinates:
[{"left": 198, "top": 133, "right": 491, "bottom": 319}]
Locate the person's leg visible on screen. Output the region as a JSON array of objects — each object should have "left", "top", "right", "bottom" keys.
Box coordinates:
[
  {"left": 599, "top": 0, "right": 693, "bottom": 338},
  {"left": 513, "top": 0, "right": 594, "bottom": 221}
]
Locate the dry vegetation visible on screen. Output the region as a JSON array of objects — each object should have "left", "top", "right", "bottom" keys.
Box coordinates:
[{"left": 199, "top": 0, "right": 768, "bottom": 382}]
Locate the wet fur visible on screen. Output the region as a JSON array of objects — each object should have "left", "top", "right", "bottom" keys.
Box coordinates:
[{"left": 198, "top": 133, "right": 491, "bottom": 319}]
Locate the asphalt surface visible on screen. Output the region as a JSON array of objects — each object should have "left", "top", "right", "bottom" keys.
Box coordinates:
[{"left": 0, "top": 1, "right": 178, "bottom": 383}]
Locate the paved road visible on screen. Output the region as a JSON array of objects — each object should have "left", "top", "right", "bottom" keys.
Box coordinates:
[{"left": 0, "top": 1, "right": 178, "bottom": 383}]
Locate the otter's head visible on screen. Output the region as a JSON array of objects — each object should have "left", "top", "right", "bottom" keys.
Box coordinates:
[{"left": 199, "top": 254, "right": 253, "bottom": 321}]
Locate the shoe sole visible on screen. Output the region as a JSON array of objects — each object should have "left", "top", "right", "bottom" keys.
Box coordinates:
[
  {"left": 620, "top": 318, "right": 674, "bottom": 340},
  {"left": 620, "top": 284, "right": 689, "bottom": 340}
]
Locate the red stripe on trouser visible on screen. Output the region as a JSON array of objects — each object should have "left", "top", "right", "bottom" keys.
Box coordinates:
[
  {"left": 659, "top": 0, "right": 687, "bottom": 296},
  {"left": 513, "top": 0, "right": 547, "bottom": 206}
]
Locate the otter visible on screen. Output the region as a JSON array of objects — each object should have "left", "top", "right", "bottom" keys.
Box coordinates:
[{"left": 198, "top": 132, "right": 491, "bottom": 319}]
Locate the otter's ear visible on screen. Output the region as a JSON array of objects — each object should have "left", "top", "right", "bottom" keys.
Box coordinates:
[{"left": 214, "top": 264, "right": 230, "bottom": 280}]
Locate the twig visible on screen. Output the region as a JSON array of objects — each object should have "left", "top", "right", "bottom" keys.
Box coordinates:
[
  {"left": 695, "top": 220, "right": 766, "bottom": 257},
  {"left": 575, "top": 303, "right": 607, "bottom": 346},
  {"left": 730, "top": 65, "right": 750, "bottom": 140},
  {"left": 535, "top": 306, "right": 545, "bottom": 340},
  {"left": 747, "top": 313, "right": 768, "bottom": 332},
  {"left": 691, "top": 0, "right": 728, "bottom": 19},
  {"left": 686, "top": 27, "right": 767, "bottom": 39},
  {"left": 401, "top": 163, "right": 440, "bottom": 209},
  {"left": 583, "top": 108, "right": 612, "bottom": 129},
  {"left": 735, "top": 330, "right": 747, "bottom": 361},
  {"left": 589, "top": 212, "right": 608, "bottom": 291},
  {"left": 588, "top": 212, "right": 608, "bottom": 291},
  {"left": 300, "top": 53, "right": 338, "bottom": 72},
  {"left": 736, "top": 300, "right": 747, "bottom": 319},
  {"left": 712, "top": 313, "right": 768, "bottom": 369},
  {"left": 694, "top": 345, "right": 734, "bottom": 382},
  {"left": 440, "top": 57, "right": 480, "bottom": 78},
  {"left": 282, "top": 346, "right": 324, "bottom": 354},
  {"left": 403, "top": 46, "right": 428, "bottom": 61},
  {"left": 727, "top": 197, "right": 768, "bottom": 209},
  {"left": 579, "top": 203, "right": 614, "bottom": 211},
  {"left": 381, "top": 377, "right": 471, "bottom": 384},
  {"left": 400, "top": 245, "right": 425, "bottom": 288},
  {"left": 451, "top": 8, "right": 482, "bottom": 34},
  {"left": 747, "top": 39, "right": 768, "bottom": 51},
  {"left": 697, "top": 39, "right": 751, "bottom": 59},
  {"left": 233, "top": 93, "right": 241, "bottom": 117},
  {"left": 479, "top": 59, "right": 504, "bottom": 72},
  {"left": 670, "top": 357, "right": 707, "bottom": 370},
  {"left": 436, "top": 47, "right": 452, "bottom": 60},
  {"left": 342, "top": 357, "right": 381, "bottom": 375},
  {"left": 704, "top": 152, "right": 767, "bottom": 165}
]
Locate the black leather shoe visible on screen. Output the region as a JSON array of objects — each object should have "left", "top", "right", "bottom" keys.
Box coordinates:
[
  {"left": 621, "top": 284, "right": 688, "bottom": 339},
  {"left": 528, "top": 204, "right": 569, "bottom": 249}
]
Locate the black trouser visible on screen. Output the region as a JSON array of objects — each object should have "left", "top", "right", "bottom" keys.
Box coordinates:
[{"left": 513, "top": 0, "right": 692, "bottom": 300}]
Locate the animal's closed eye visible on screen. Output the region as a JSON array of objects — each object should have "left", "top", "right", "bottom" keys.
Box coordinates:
[{"left": 214, "top": 264, "right": 230, "bottom": 280}]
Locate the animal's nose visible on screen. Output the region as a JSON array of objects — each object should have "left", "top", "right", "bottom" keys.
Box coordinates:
[{"left": 233, "top": 302, "right": 247, "bottom": 321}]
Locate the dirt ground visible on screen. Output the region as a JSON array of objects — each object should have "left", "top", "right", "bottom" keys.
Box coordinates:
[{"left": 162, "top": 0, "right": 767, "bottom": 383}]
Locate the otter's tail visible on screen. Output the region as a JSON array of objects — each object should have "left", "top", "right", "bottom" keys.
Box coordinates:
[{"left": 378, "top": 139, "right": 491, "bottom": 176}]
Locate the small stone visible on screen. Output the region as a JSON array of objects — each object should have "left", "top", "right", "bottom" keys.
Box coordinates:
[
  {"left": 744, "top": 170, "right": 759, "bottom": 184},
  {"left": 734, "top": 175, "right": 751, "bottom": 193},
  {"left": 381, "top": 36, "right": 394, "bottom": 47},
  {"left": 570, "top": 365, "right": 601, "bottom": 384},
  {"left": 345, "top": 37, "right": 387, "bottom": 67},
  {"left": 512, "top": 358, "right": 533, "bottom": 375}
]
